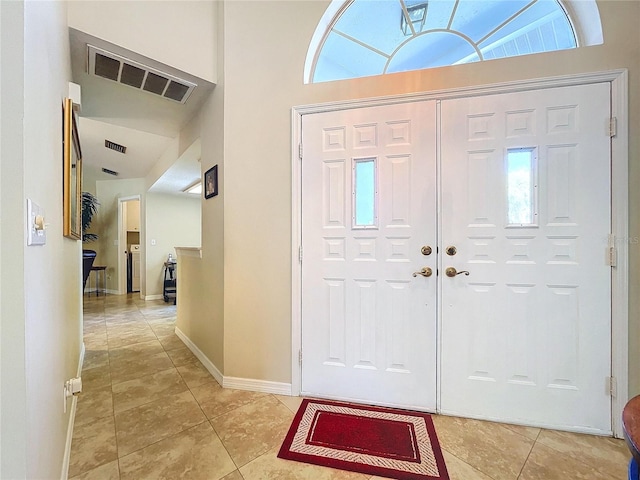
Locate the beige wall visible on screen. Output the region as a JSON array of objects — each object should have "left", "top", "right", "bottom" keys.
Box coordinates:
[
  {"left": 176, "top": 1, "right": 225, "bottom": 372},
  {"left": 194, "top": 1, "right": 639, "bottom": 393},
  {"left": 1, "top": 0, "right": 82, "bottom": 477},
  {"left": 145, "top": 192, "right": 201, "bottom": 297},
  {"left": 67, "top": 0, "right": 217, "bottom": 83}
]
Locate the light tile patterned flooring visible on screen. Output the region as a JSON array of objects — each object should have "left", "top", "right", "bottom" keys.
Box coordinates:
[{"left": 70, "top": 294, "right": 630, "bottom": 480}]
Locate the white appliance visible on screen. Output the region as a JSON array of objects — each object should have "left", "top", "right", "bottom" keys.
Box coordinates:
[{"left": 130, "top": 244, "right": 141, "bottom": 292}]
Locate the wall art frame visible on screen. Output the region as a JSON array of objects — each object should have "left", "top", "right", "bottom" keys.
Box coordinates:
[
  {"left": 204, "top": 164, "right": 218, "bottom": 199},
  {"left": 63, "top": 97, "right": 83, "bottom": 239}
]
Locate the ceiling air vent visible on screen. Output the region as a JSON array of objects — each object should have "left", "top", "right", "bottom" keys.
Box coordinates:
[
  {"left": 105, "top": 139, "right": 127, "bottom": 154},
  {"left": 88, "top": 45, "right": 196, "bottom": 104},
  {"left": 102, "top": 167, "right": 119, "bottom": 176}
]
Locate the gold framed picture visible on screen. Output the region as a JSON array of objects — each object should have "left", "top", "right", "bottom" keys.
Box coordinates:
[{"left": 63, "top": 97, "right": 82, "bottom": 239}]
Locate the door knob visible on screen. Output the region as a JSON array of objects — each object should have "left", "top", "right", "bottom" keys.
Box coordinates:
[
  {"left": 445, "top": 267, "right": 470, "bottom": 277},
  {"left": 445, "top": 246, "right": 457, "bottom": 256},
  {"left": 421, "top": 246, "right": 432, "bottom": 256},
  {"left": 412, "top": 267, "right": 433, "bottom": 278}
]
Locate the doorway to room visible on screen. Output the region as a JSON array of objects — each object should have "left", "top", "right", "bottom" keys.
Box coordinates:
[{"left": 118, "top": 195, "right": 142, "bottom": 295}]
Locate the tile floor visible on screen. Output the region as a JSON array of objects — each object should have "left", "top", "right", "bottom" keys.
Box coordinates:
[{"left": 70, "top": 294, "right": 630, "bottom": 480}]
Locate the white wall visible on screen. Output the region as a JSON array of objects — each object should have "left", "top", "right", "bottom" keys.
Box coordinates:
[
  {"left": 0, "top": 2, "right": 27, "bottom": 477},
  {"left": 145, "top": 192, "right": 201, "bottom": 297},
  {"left": 1, "top": 1, "right": 82, "bottom": 477},
  {"left": 67, "top": 0, "right": 217, "bottom": 83},
  {"left": 145, "top": 139, "right": 180, "bottom": 192}
]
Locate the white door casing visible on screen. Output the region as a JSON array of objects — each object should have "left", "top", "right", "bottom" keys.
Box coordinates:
[
  {"left": 301, "top": 101, "right": 438, "bottom": 410},
  {"left": 439, "top": 83, "right": 612, "bottom": 432}
]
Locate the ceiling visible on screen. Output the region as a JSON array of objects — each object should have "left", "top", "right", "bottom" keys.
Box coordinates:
[{"left": 69, "top": 28, "right": 215, "bottom": 195}]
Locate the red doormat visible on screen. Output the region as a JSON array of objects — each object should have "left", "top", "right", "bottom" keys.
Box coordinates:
[{"left": 278, "top": 399, "right": 449, "bottom": 480}]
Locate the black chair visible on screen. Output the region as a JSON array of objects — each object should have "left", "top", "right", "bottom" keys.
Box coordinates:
[{"left": 82, "top": 249, "right": 97, "bottom": 291}]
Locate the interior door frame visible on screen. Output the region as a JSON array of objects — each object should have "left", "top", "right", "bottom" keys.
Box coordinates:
[
  {"left": 291, "top": 69, "right": 629, "bottom": 437},
  {"left": 117, "top": 195, "right": 142, "bottom": 296}
]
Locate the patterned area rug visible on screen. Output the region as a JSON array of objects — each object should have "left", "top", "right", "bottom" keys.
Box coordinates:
[{"left": 278, "top": 399, "right": 449, "bottom": 480}]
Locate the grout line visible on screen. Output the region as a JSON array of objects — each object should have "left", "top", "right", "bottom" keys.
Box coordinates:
[
  {"left": 441, "top": 447, "right": 500, "bottom": 480},
  {"left": 515, "top": 437, "right": 536, "bottom": 479}
]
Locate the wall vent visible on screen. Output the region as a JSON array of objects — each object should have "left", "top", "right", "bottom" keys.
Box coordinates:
[
  {"left": 102, "top": 167, "right": 119, "bottom": 176},
  {"left": 87, "top": 45, "right": 196, "bottom": 104},
  {"left": 105, "top": 139, "right": 127, "bottom": 154}
]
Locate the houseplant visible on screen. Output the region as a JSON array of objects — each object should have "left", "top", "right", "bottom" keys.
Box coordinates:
[
  {"left": 81, "top": 191, "right": 100, "bottom": 242},
  {"left": 81, "top": 192, "right": 100, "bottom": 290}
]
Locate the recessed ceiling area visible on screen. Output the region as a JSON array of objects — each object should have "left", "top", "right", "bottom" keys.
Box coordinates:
[
  {"left": 70, "top": 28, "right": 214, "bottom": 191},
  {"left": 79, "top": 117, "right": 174, "bottom": 180},
  {"left": 149, "top": 139, "right": 202, "bottom": 196}
]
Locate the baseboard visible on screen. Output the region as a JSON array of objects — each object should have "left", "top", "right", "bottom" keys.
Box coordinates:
[
  {"left": 84, "top": 289, "right": 118, "bottom": 296},
  {"left": 61, "top": 342, "right": 85, "bottom": 480},
  {"left": 144, "top": 294, "right": 164, "bottom": 301},
  {"left": 173, "top": 328, "right": 292, "bottom": 396},
  {"left": 174, "top": 327, "right": 223, "bottom": 386},
  {"left": 223, "top": 376, "right": 292, "bottom": 396}
]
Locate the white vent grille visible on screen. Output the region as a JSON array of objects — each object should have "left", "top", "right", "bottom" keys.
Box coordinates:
[{"left": 87, "top": 45, "right": 196, "bottom": 104}]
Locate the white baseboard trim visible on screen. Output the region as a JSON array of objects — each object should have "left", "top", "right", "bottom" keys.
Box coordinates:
[
  {"left": 223, "top": 376, "right": 292, "bottom": 396},
  {"left": 174, "top": 327, "right": 223, "bottom": 386},
  {"left": 144, "top": 294, "right": 164, "bottom": 301},
  {"left": 61, "top": 342, "right": 85, "bottom": 480},
  {"left": 84, "top": 289, "right": 118, "bottom": 296},
  {"left": 174, "top": 328, "right": 292, "bottom": 396}
]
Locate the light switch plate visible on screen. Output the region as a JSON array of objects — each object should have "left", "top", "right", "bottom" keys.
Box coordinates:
[{"left": 27, "top": 199, "right": 46, "bottom": 246}]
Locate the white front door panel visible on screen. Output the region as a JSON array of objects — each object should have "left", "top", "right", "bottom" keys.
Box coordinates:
[
  {"left": 301, "top": 101, "right": 438, "bottom": 410},
  {"left": 440, "top": 83, "right": 612, "bottom": 431}
]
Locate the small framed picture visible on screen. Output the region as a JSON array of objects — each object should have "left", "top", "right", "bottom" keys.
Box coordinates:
[{"left": 204, "top": 165, "right": 218, "bottom": 199}]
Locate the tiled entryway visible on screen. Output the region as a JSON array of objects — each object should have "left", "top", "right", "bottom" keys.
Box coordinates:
[{"left": 69, "top": 294, "right": 630, "bottom": 479}]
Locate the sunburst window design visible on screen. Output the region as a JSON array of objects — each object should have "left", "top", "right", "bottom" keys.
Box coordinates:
[{"left": 308, "top": 0, "right": 588, "bottom": 83}]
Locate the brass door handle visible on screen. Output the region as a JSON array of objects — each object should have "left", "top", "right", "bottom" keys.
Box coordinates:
[
  {"left": 412, "top": 267, "right": 433, "bottom": 278},
  {"left": 445, "top": 267, "right": 470, "bottom": 277}
]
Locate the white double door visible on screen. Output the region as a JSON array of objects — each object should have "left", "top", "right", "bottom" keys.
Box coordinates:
[{"left": 301, "top": 83, "right": 612, "bottom": 432}]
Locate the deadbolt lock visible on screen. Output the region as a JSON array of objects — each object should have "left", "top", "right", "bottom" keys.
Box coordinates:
[
  {"left": 445, "top": 246, "right": 457, "bottom": 256},
  {"left": 421, "top": 246, "right": 432, "bottom": 256}
]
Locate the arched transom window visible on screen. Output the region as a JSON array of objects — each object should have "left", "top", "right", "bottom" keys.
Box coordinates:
[{"left": 306, "top": 0, "right": 602, "bottom": 84}]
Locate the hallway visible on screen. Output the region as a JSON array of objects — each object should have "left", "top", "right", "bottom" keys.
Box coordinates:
[{"left": 69, "top": 295, "right": 630, "bottom": 479}]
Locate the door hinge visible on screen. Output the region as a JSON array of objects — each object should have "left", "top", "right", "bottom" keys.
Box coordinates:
[
  {"left": 609, "top": 117, "right": 617, "bottom": 137},
  {"left": 299, "top": 143, "right": 303, "bottom": 160},
  {"left": 298, "top": 246, "right": 303, "bottom": 263},
  {"left": 298, "top": 350, "right": 303, "bottom": 365},
  {"left": 606, "top": 234, "right": 617, "bottom": 267},
  {"left": 607, "top": 376, "right": 617, "bottom": 397}
]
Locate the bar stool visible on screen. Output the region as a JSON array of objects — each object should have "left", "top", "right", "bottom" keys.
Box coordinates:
[{"left": 90, "top": 265, "right": 107, "bottom": 296}]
